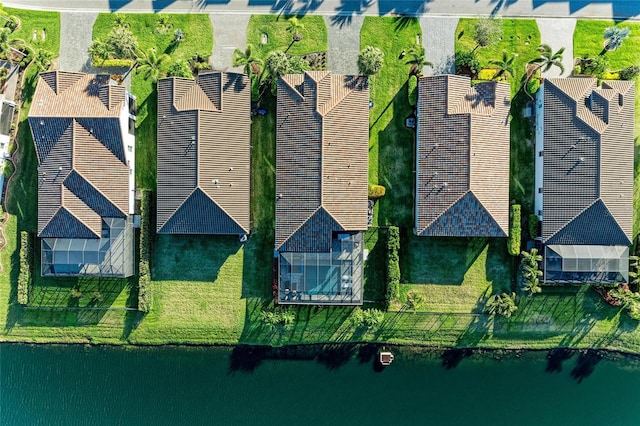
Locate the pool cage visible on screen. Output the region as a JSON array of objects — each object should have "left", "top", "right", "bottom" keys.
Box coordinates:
[
  {"left": 544, "top": 244, "right": 629, "bottom": 284},
  {"left": 278, "top": 232, "right": 364, "bottom": 305},
  {"left": 41, "top": 217, "right": 134, "bottom": 277}
]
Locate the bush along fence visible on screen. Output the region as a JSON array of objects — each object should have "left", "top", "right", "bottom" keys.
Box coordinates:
[
  {"left": 18, "top": 231, "right": 33, "bottom": 305},
  {"left": 507, "top": 204, "right": 521, "bottom": 256},
  {"left": 138, "top": 190, "right": 153, "bottom": 313},
  {"left": 386, "top": 226, "right": 400, "bottom": 309}
]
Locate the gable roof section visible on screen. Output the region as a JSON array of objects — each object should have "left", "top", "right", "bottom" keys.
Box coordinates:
[
  {"left": 275, "top": 71, "right": 369, "bottom": 251},
  {"left": 415, "top": 75, "right": 510, "bottom": 237},
  {"left": 156, "top": 72, "right": 251, "bottom": 234},
  {"left": 541, "top": 78, "right": 634, "bottom": 246},
  {"left": 28, "top": 71, "right": 129, "bottom": 238}
]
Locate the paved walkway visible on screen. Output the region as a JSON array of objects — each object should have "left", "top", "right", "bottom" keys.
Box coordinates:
[
  {"left": 324, "top": 15, "right": 364, "bottom": 75},
  {"left": 420, "top": 16, "right": 459, "bottom": 76},
  {"left": 210, "top": 14, "right": 250, "bottom": 71},
  {"left": 59, "top": 12, "right": 98, "bottom": 73},
  {"left": 536, "top": 18, "right": 577, "bottom": 78}
]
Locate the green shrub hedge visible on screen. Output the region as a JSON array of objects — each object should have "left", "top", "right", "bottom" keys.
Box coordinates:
[
  {"left": 18, "top": 231, "right": 33, "bottom": 305},
  {"left": 92, "top": 58, "right": 135, "bottom": 68},
  {"left": 368, "top": 184, "right": 386, "bottom": 199},
  {"left": 528, "top": 213, "right": 539, "bottom": 238},
  {"left": 138, "top": 190, "right": 153, "bottom": 313},
  {"left": 385, "top": 226, "right": 400, "bottom": 309},
  {"left": 507, "top": 204, "right": 521, "bottom": 256},
  {"left": 408, "top": 74, "right": 418, "bottom": 106}
]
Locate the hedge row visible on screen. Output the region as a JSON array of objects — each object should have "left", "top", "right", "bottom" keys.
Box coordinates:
[
  {"left": 507, "top": 204, "right": 521, "bottom": 256},
  {"left": 385, "top": 226, "right": 400, "bottom": 309},
  {"left": 18, "top": 231, "right": 33, "bottom": 305},
  {"left": 528, "top": 214, "right": 539, "bottom": 238},
  {"left": 138, "top": 190, "right": 153, "bottom": 313},
  {"left": 92, "top": 58, "right": 135, "bottom": 68}
]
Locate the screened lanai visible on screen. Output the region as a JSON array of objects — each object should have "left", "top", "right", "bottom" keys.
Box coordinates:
[
  {"left": 544, "top": 245, "right": 629, "bottom": 284},
  {"left": 278, "top": 232, "right": 363, "bottom": 305},
  {"left": 41, "top": 218, "right": 134, "bottom": 277}
]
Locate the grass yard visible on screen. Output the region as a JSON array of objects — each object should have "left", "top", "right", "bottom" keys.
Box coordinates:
[
  {"left": 456, "top": 19, "right": 541, "bottom": 212},
  {"left": 4, "top": 7, "right": 60, "bottom": 56},
  {"left": 246, "top": 15, "right": 327, "bottom": 60},
  {"left": 93, "top": 13, "right": 213, "bottom": 190},
  {"left": 361, "top": 17, "right": 421, "bottom": 227},
  {"left": 573, "top": 20, "right": 640, "bottom": 236}
]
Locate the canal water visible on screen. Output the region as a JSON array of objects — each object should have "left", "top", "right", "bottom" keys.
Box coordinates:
[{"left": 1, "top": 344, "right": 639, "bottom": 426}]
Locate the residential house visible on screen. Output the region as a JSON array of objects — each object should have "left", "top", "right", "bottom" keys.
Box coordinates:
[
  {"left": 534, "top": 78, "right": 635, "bottom": 283},
  {"left": 275, "top": 71, "right": 369, "bottom": 305},
  {"left": 415, "top": 75, "right": 511, "bottom": 237},
  {"left": 156, "top": 72, "right": 251, "bottom": 235},
  {"left": 28, "top": 71, "right": 136, "bottom": 277}
]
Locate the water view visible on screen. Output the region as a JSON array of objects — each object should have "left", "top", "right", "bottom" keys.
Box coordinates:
[{"left": 2, "top": 344, "right": 640, "bottom": 425}]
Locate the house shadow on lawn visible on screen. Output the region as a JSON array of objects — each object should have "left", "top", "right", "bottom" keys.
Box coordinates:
[{"left": 152, "top": 234, "right": 242, "bottom": 282}]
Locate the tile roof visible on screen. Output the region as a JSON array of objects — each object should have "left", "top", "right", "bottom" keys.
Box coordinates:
[
  {"left": 28, "top": 71, "right": 129, "bottom": 239},
  {"left": 541, "top": 78, "right": 634, "bottom": 246},
  {"left": 415, "top": 75, "right": 511, "bottom": 237},
  {"left": 275, "top": 71, "right": 369, "bottom": 251},
  {"left": 156, "top": 72, "right": 251, "bottom": 234}
]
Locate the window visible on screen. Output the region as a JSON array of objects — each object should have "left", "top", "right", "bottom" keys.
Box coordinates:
[
  {"left": 537, "top": 210, "right": 542, "bottom": 216},
  {"left": 127, "top": 145, "right": 132, "bottom": 152},
  {"left": 538, "top": 188, "right": 543, "bottom": 193},
  {"left": 538, "top": 150, "right": 544, "bottom": 157}
]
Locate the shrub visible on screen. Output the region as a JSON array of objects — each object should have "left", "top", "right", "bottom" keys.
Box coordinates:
[
  {"left": 582, "top": 55, "right": 609, "bottom": 76},
  {"left": 485, "top": 292, "right": 518, "bottom": 318},
  {"left": 93, "top": 58, "right": 134, "bottom": 68},
  {"left": 455, "top": 50, "right": 480, "bottom": 76},
  {"left": 261, "top": 307, "right": 296, "bottom": 329},
  {"left": 17, "top": 231, "right": 33, "bottom": 305},
  {"left": 350, "top": 307, "right": 384, "bottom": 328},
  {"left": 138, "top": 190, "right": 153, "bottom": 313},
  {"left": 368, "top": 184, "right": 386, "bottom": 199},
  {"left": 601, "top": 71, "right": 620, "bottom": 80},
  {"left": 526, "top": 77, "right": 541, "bottom": 95},
  {"left": 528, "top": 214, "right": 539, "bottom": 238},
  {"left": 619, "top": 65, "right": 640, "bottom": 80},
  {"left": 477, "top": 68, "right": 498, "bottom": 81},
  {"left": 507, "top": 204, "right": 521, "bottom": 256},
  {"left": 385, "top": 226, "right": 400, "bottom": 309},
  {"left": 357, "top": 45, "right": 384, "bottom": 76},
  {"left": 408, "top": 74, "right": 418, "bottom": 106},
  {"left": 167, "top": 59, "right": 193, "bottom": 79},
  {"left": 70, "top": 287, "right": 82, "bottom": 299}
]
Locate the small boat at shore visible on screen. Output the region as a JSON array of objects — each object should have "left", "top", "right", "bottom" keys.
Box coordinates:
[{"left": 379, "top": 351, "right": 394, "bottom": 366}]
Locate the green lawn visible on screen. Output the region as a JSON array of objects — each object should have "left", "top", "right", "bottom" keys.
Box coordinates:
[
  {"left": 361, "top": 17, "right": 421, "bottom": 227},
  {"left": 246, "top": 15, "right": 327, "bottom": 60},
  {"left": 4, "top": 7, "right": 60, "bottom": 56},
  {"left": 93, "top": 13, "right": 213, "bottom": 190},
  {"left": 573, "top": 20, "right": 640, "bottom": 236}
]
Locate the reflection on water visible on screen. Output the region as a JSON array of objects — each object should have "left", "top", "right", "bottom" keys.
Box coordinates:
[{"left": 2, "top": 344, "right": 640, "bottom": 425}]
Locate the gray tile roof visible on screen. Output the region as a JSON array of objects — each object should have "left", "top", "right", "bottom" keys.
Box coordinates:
[
  {"left": 541, "top": 78, "right": 634, "bottom": 246},
  {"left": 28, "top": 71, "right": 129, "bottom": 239},
  {"left": 415, "top": 75, "right": 511, "bottom": 237},
  {"left": 156, "top": 72, "right": 251, "bottom": 234},
  {"left": 275, "top": 71, "right": 369, "bottom": 252}
]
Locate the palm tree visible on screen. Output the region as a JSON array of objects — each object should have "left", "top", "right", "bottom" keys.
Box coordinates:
[
  {"left": 33, "top": 49, "right": 54, "bottom": 72},
  {"left": 405, "top": 45, "right": 433, "bottom": 77},
  {"left": 522, "top": 277, "right": 542, "bottom": 296},
  {"left": 521, "top": 248, "right": 542, "bottom": 269},
  {"left": 287, "top": 17, "right": 305, "bottom": 42},
  {"left": 135, "top": 48, "right": 170, "bottom": 83},
  {"left": 357, "top": 45, "right": 384, "bottom": 76},
  {"left": 485, "top": 293, "right": 518, "bottom": 318},
  {"left": 489, "top": 50, "right": 516, "bottom": 80},
  {"left": 265, "top": 50, "right": 290, "bottom": 80},
  {"left": 232, "top": 44, "right": 263, "bottom": 76},
  {"left": 88, "top": 39, "right": 112, "bottom": 63},
  {"left": 603, "top": 26, "right": 630, "bottom": 52},
  {"left": 472, "top": 18, "right": 502, "bottom": 52},
  {"left": 113, "top": 14, "right": 129, "bottom": 29},
  {"left": 528, "top": 44, "right": 565, "bottom": 75},
  {"left": 173, "top": 28, "right": 185, "bottom": 44}
]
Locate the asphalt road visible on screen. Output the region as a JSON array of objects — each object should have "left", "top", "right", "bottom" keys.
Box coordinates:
[{"left": 4, "top": 0, "right": 640, "bottom": 20}]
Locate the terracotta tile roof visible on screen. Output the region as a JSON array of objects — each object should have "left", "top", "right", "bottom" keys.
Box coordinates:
[
  {"left": 28, "top": 71, "right": 129, "bottom": 239},
  {"left": 275, "top": 71, "right": 369, "bottom": 251},
  {"left": 541, "top": 78, "right": 634, "bottom": 246},
  {"left": 415, "top": 75, "right": 511, "bottom": 237},
  {"left": 156, "top": 72, "right": 251, "bottom": 234}
]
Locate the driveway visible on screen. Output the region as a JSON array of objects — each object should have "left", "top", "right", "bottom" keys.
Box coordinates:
[
  {"left": 536, "top": 18, "right": 577, "bottom": 78},
  {"left": 210, "top": 14, "right": 250, "bottom": 72},
  {"left": 59, "top": 12, "right": 98, "bottom": 73},
  {"left": 325, "top": 15, "right": 364, "bottom": 75},
  {"left": 420, "top": 16, "right": 459, "bottom": 76}
]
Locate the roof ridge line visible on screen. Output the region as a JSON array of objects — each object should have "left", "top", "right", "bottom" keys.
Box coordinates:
[
  {"left": 159, "top": 187, "right": 199, "bottom": 231},
  {"left": 198, "top": 187, "right": 249, "bottom": 234},
  {"left": 468, "top": 189, "right": 508, "bottom": 235},
  {"left": 544, "top": 198, "right": 599, "bottom": 243},
  {"left": 55, "top": 205, "right": 101, "bottom": 239},
  {"left": 66, "top": 169, "right": 127, "bottom": 217},
  {"left": 276, "top": 206, "right": 322, "bottom": 250},
  {"left": 418, "top": 191, "right": 468, "bottom": 235}
]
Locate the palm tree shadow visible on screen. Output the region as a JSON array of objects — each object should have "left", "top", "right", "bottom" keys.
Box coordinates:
[
  {"left": 393, "top": 16, "right": 417, "bottom": 32},
  {"left": 330, "top": 0, "right": 372, "bottom": 29},
  {"left": 570, "top": 349, "right": 603, "bottom": 383}
]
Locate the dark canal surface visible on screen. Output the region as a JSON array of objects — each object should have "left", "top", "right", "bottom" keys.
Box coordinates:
[{"left": 1, "top": 344, "right": 640, "bottom": 425}]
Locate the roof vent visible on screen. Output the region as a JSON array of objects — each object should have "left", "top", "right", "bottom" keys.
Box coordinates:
[
  {"left": 39, "top": 120, "right": 44, "bottom": 126},
  {"left": 229, "top": 167, "right": 234, "bottom": 171},
  {"left": 229, "top": 182, "right": 233, "bottom": 187},
  {"left": 578, "top": 157, "right": 585, "bottom": 163},
  {"left": 570, "top": 144, "right": 576, "bottom": 150},
  {"left": 89, "top": 128, "right": 93, "bottom": 134},
  {"left": 212, "top": 179, "right": 219, "bottom": 185}
]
